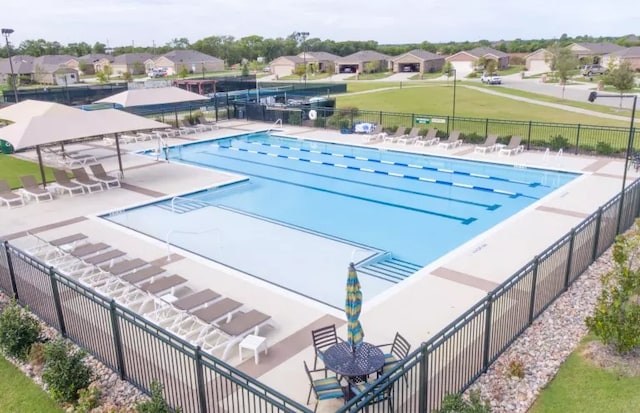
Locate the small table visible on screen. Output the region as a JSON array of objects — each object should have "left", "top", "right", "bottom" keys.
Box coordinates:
[
  {"left": 239, "top": 334, "right": 268, "bottom": 364},
  {"left": 322, "top": 342, "right": 385, "bottom": 398}
]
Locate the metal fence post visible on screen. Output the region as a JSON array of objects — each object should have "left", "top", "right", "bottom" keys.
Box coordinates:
[
  {"left": 3, "top": 242, "right": 19, "bottom": 300},
  {"left": 527, "top": 121, "right": 533, "bottom": 150},
  {"left": 419, "top": 344, "right": 429, "bottom": 413},
  {"left": 592, "top": 207, "right": 603, "bottom": 261},
  {"left": 575, "top": 124, "right": 581, "bottom": 155},
  {"left": 48, "top": 267, "right": 66, "bottom": 337},
  {"left": 195, "top": 347, "right": 208, "bottom": 413},
  {"left": 109, "top": 300, "right": 126, "bottom": 380},
  {"left": 446, "top": 116, "right": 450, "bottom": 135},
  {"left": 564, "top": 229, "right": 576, "bottom": 290},
  {"left": 484, "top": 118, "right": 489, "bottom": 137},
  {"left": 482, "top": 293, "right": 493, "bottom": 372},
  {"left": 528, "top": 256, "right": 540, "bottom": 324},
  {"left": 379, "top": 111, "right": 383, "bottom": 127}
]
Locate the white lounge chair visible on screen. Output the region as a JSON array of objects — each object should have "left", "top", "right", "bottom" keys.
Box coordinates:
[
  {"left": 0, "top": 180, "right": 25, "bottom": 208},
  {"left": 383, "top": 127, "right": 407, "bottom": 143},
  {"left": 52, "top": 169, "right": 85, "bottom": 197},
  {"left": 438, "top": 131, "right": 463, "bottom": 149},
  {"left": 474, "top": 134, "right": 499, "bottom": 154},
  {"left": 19, "top": 175, "right": 53, "bottom": 202},
  {"left": 89, "top": 164, "right": 121, "bottom": 189},
  {"left": 397, "top": 128, "right": 420, "bottom": 144},
  {"left": 499, "top": 136, "right": 525, "bottom": 156},
  {"left": 415, "top": 129, "right": 439, "bottom": 146}
]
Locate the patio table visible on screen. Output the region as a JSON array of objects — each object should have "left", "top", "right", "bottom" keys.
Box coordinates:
[{"left": 323, "top": 341, "right": 385, "bottom": 399}]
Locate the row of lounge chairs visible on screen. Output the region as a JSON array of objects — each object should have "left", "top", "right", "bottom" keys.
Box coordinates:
[
  {"left": 103, "top": 117, "right": 218, "bottom": 146},
  {"left": 474, "top": 135, "right": 525, "bottom": 156},
  {"left": 42, "top": 147, "right": 98, "bottom": 168},
  {"left": 25, "top": 232, "right": 272, "bottom": 360}
]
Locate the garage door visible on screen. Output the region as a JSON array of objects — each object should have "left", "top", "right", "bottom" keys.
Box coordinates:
[
  {"left": 449, "top": 61, "right": 474, "bottom": 76},
  {"left": 528, "top": 60, "right": 551, "bottom": 75},
  {"left": 272, "top": 65, "right": 293, "bottom": 77}
]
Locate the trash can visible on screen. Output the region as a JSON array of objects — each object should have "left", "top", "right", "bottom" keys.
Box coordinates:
[{"left": 0, "top": 140, "right": 13, "bottom": 154}]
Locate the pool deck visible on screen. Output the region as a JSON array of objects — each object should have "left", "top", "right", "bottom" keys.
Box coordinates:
[{"left": 2, "top": 120, "right": 636, "bottom": 411}]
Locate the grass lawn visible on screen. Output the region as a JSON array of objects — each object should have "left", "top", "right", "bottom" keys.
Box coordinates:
[
  {"left": 408, "top": 72, "right": 444, "bottom": 80},
  {"left": 0, "top": 155, "right": 55, "bottom": 189},
  {"left": 336, "top": 85, "right": 628, "bottom": 127},
  {"left": 529, "top": 338, "right": 640, "bottom": 413},
  {"left": 345, "top": 72, "right": 393, "bottom": 81},
  {"left": 498, "top": 65, "right": 525, "bottom": 76},
  {"left": 0, "top": 356, "right": 62, "bottom": 413}
]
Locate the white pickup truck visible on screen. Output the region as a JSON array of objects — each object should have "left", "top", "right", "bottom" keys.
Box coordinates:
[{"left": 481, "top": 73, "right": 502, "bottom": 85}]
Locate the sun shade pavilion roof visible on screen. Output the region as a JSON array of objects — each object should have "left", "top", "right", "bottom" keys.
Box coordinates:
[
  {"left": 95, "top": 86, "right": 209, "bottom": 107},
  {"left": 0, "top": 99, "right": 80, "bottom": 124}
]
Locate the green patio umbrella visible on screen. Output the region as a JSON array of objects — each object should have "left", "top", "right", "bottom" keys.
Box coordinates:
[{"left": 346, "top": 262, "right": 364, "bottom": 351}]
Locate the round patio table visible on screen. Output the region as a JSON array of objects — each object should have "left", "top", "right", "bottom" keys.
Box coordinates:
[{"left": 323, "top": 341, "right": 385, "bottom": 378}]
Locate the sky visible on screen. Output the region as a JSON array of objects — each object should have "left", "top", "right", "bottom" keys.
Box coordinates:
[{"left": 3, "top": 0, "right": 639, "bottom": 47}]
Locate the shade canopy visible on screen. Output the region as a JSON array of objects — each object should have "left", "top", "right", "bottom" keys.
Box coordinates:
[
  {"left": 0, "top": 108, "right": 169, "bottom": 150},
  {"left": 95, "top": 86, "right": 209, "bottom": 107},
  {"left": 346, "top": 262, "right": 364, "bottom": 350},
  {"left": 0, "top": 99, "right": 79, "bottom": 123}
]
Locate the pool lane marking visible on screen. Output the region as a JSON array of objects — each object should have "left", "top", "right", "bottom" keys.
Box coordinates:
[
  {"left": 221, "top": 145, "right": 519, "bottom": 199},
  {"left": 244, "top": 141, "right": 540, "bottom": 187},
  {"left": 198, "top": 151, "right": 477, "bottom": 224}
]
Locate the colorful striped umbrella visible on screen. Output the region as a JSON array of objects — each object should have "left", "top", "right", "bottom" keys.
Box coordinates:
[{"left": 346, "top": 262, "right": 364, "bottom": 351}]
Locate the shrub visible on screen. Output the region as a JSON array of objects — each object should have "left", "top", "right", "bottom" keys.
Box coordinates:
[
  {"left": 327, "top": 115, "right": 350, "bottom": 130},
  {"left": 288, "top": 111, "right": 302, "bottom": 126},
  {"left": 0, "top": 299, "right": 41, "bottom": 361},
  {"left": 496, "top": 135, "right": 511, "bottom": 145},
  {"left": 461, "top": 132, "right": 485, "bottom": 144},
  {"left": 579, "top": 144, "right": 596, "bottom": 153},
  {"left": 595, "top": 141, "right": 615, "bottom": 156},
  {"left": 437, "top": 390, "right": 491, "bottom": 412},
  {"left": 549, "top": 134, "right": 569, "bottom": 151},
  {"left": 466, "top": 72, "right": 479, "bottom": 78},
  {"left": 42, "top": 339, "right": 92, "bottom": 403},
  {"left": 28, "top": 341, "right": 46, "bottom": 368},
  {"left": 76, "top": 384, "right": 101, "bottom": 413},
  {"left": 136, "top": 380, "right": 181, "bottom": 413},
  {"left": 506, "top": 359, "right": 525, "bottom": 379},
  {"left": 384, "top": 125, "right": 399, "bottom": 134},
  {"left": 586, "top": 220, "right": 640, "bottom": 353},
  {"left": 313, "top": 117, "right": 325, "bottom": 128}
]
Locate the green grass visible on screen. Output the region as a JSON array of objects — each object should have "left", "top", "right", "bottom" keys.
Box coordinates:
[
  {"left": 336, "top": 84, "right": 628, "bottom": 127},
  {"left": 0, "top": 356, "right": 63, "bottom": 413},
  {"left": 530, "top": 338, "right": 640, "bottom": 413},
  {"left": 345, "top": 72, "right": 393, "bottom": 81},
  {"left": 497, "top": 65, "right": 525, "bottom": 76},
  {"left": 408, "top": 72, "right": 444, "bottom": 80},
  {"left": 342, "top": 82, "right": 408, "bottom": 93},
  {"left": 0, "top": 155, "right": 56, "bottom": 189}
]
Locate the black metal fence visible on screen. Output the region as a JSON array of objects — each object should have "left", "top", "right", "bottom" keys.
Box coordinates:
[
  {"left": 235, "top": 103, "right": 639, "bottom": 155},
  {"left": 337, "top": 177, "right": 640, "bottom": 412},
  {"left": 0, "top": 245, "right": 311, "bottom": 413},
  {"left": 3, "top": 84, "right": 128, "bottom": 105}
]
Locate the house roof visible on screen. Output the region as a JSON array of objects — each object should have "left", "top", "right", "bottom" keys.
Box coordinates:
[
  {"left": 0, "top": 55, "right": 35, "bottom": 74},
  {"left": 32, "top": 55, "right": 78, "bottom": 73},
  {"left": 270, "top": 56, "right": 304, "bottom": 65},
  {"left": 297, "top": 51, "right": 340, "bottom": 61},
  {"left": 571, "top": 42, "right": 626, "bottom": 54},
  {"left": 336, "top": 50, "right": 391, "bottom": 63},
  {"left": 159, "top": 50, "right": 223, "bottom": 63},
  {"left": 78, "top": 53, "right": 114, "bottom": 63},
  {"left": 113, "top": 53, "right": 155, "bottom": 65},
  {"left": 466, "top": 47, "right": 509, "bottom": 59},
  {"left": 524, "top": 48, "right": 550, "bottom": 60},
  {"left": 393, "top": 49, "right": 442, "bottom": 62},
  {"left": 608, "top": 46, "right": 640, "bottom": 58}
]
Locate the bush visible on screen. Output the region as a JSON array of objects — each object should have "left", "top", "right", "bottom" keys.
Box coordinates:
[
  {"left": 586, "top": 220, "right": 640, "bottom": 353},
  {"left": 288, "top": 111, "right": 302, "bottom": 126},
  {"left": 0, "top": 299, "right": 41, "bottom": 361},
  {"left": 496, "top": 135, "right": 511, "bottom": 145},
  {"left": 579, "top": 144, "right": 596, "bottom": 153},
  {"left": 28, "top": 341, "right": 46, "bottom": 369},
  {"left": 327, "top": 115, "right": 351, "bottom": 130},
  {"left": 506, "top": 359, "right": 525, "bottom": 379},
  {"left": 76, "top": 384, "right": 101, "bottom": 413},
  {"left": 549, "top": 134, "right": 569, "bottom": 151},
  {"left": 466, "top": 72, "right": 479, "bottom": 78},
  {"left": 42, "top": 339, "right": 92, "bottom": 403},
  {"left": 461, "top": 132, "right": 485, "bottom": 144},
  {"left": 136, "top": 380, "right": 181, "bottom": 413},
  {"left": 595, "top": 141, "right": 616, "bottom": 156},
  {"left": 437, "top": 390, "right": 492, "bottom": 412}
]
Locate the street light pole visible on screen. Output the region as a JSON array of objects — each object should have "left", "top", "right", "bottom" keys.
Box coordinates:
[
  {"left": 588, "top": 91, "right": 638, "bottom": 234},
  {"left": 295, "top": 31, "right": 309, "bottom": 86},
  {"left": 447, "top": 68, "right": 457, "bottom": 130},
  {"left": 1, "top": 28, "right": 19, "bottom": 103}
]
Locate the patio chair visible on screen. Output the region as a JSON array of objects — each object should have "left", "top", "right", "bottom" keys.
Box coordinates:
[
  {"left": 311, "top": 324, "right": 344, "bottom": 369},
  {"left": 82, "top": 249, "right": 126, "bottom": 266},
  {"left": 200, "top": 309, "right": 273, "bottom": 360},
  {"left": 60, "top": 152, "right": 98, "bottom": 168},
  {"left": 499, "top": 135, "right": 525, "bottom": 156},
  {"left": 383, "top": 127, "right": 406, "bottom": 143},
  {"left": 100, "top": 258, "right": 148, "bottom": 275},
  {"left": 397, "top": 127, "right": 420, "bottom": 144},
  {"left": 437, "top": 130, "right": 463, "bottom": 149},
  {"left": 121, "top": 265, "right": 165, "bottom": 284},
  {"left": 415, "top": 128, "right": 439, "bottom": 146},
  {"left": 198, "top": 116, "right": 219, "bottom": 129},
  {"left": 173, "top": 289, "right": 221, "bottom": 311},
  {"left": 19, "top": 175, "right": 53, "bottom": 202},
  {"left": 474, "top": 134, "right": 499, "bottom": 154},
  {"left": 362, "top": 124, "right": 384, "bottom": 143},
  {"left": 89, "top": 164, "right": 121, "bottom": 189},
  {"left": 52, "top": 169, "right": 85, "bottom": 196},
  {"left": 139, "top": 274, "right": 187, "bottom": 296},
  {"left": 349, "top": 379, "right": 394, "bottom": 412},
  {"left": 303, "top": 361, "right": 344, "bottom": 413},
  {"left": 71, "top": 168, "right": 104, "bottom": 193},
  {"left": 192, "top": 297, "right": 243, "bottom": 324},
  {"left": 0, "top": 179, "right": 25, "bottom": 208},
  {"left": 377, "top": 332, "right": 411, "bottom": 385},
  {"left": 180, "top": 120, "right": 199, "bottom": 134}
]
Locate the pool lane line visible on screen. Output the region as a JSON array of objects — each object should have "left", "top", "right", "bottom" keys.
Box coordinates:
[
  {"left": 194, "top": 151, "right": 477, "bottom": 225},
  {"left": 244, "top": 140, "right": 541, "bottom": 188},
  {"left": 206, "top": 148, "right": 502, "bottom": 209},
  {"left": 219, "top": 145, "right": 521, "bottom": 199}
]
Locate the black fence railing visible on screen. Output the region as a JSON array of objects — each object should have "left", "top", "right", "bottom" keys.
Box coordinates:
[
  {"left": 337, "top": 177, "right": 640, "bottom": 412},
  {"left": 0, "top": 245, "right": 312, "bottom": 413},
  {"left": 234, "top": 103, "right": 639, "bottom": 155},
  {"left": 2, "top": 83, "right": 129, "bottom": 105}
]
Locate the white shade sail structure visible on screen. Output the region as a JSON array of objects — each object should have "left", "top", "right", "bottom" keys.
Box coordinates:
[
  {"left": 0, "top": 101, "right": 170, "bottom": 185},
  {"left": 0, "top": 99, "right": 80, "bottom": 123},
  {"left": 95, "top": 86, "right": 209, "bottom": 107}
]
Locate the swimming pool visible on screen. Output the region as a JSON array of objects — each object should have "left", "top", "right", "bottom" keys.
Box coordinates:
[{"left": 104, "top": 133, "right": 578, "bottom": 308}]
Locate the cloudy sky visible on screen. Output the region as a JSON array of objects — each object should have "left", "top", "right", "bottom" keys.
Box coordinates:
[{"left": 3, "top": 0, "right": 639, "bottom": 47}]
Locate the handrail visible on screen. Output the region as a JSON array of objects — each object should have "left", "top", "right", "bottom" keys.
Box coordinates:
[
  {"left": 266, "top": 119, "right": 282, "bottom": 134},
  {"left": 155, "top": 134, "right": 169, "bottom": 161},
  {"left": 170, "top": 196, "right": 193, "bottom": 213}
]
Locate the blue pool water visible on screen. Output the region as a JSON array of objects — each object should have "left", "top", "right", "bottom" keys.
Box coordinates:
[{"left": 104, "top": 133, "right": 578, "bottom": 307}]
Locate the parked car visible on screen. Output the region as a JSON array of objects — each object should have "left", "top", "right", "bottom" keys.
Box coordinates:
[
  {"left": 580, "top": 64, "right": 607, "bottom": 77},
  {"left": 481, "top": 72, "right": 502, "bottom": 85}
]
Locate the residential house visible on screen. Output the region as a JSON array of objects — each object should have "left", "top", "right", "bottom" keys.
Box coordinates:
[
  {"left": 524, "top": 49, "right": 553, "bottom": 74},
  {"left": 391, "top": 49, "right": 445, "bottom": 73},
  {"left": 334, "top": 50, "right": 391, "bottom": 74},
  {"left": 31, "top": 55, "right": 79, "bottom": 84},
  {"left": 110, "top": 53, "right": 154, "bottom": 76},
  {"left": 297, "top": 51, "right": 340, "bottom": 73},
  {"left": 601, "top": 47, "right": 640, "bottom": 71},
  {"left": 567, "top": 42, "right": 626, "bottom": 64},
  {"left": 445, "top": 47, "right": 510, "bottom": 75},
  {"left": 148, "top": 50, "right": 225, "bottom": 76},
  {"left": 66, "top": 54, "right": 114, "bottom": 75},
  {"left": 268, "top": 55, "right": 305, "bottom": 77},
  {"left": 0, "top": 55, "right": 35, "bottom": 84}
]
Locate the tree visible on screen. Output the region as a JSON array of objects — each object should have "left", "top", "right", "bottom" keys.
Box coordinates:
[
  {"left": 442, "top": 61, "right": 453, "bottom": 79},
  {"left": 364, "top": 61, "right": 380, "bottom": 74},
  {"left": 78, "top": 61, "right": 92, "bottom": 75},
  {"left": 122, "top": 71, "right": 133, "bottom": 82},
  {"left": 102, "top": 64, "right": 113, "bottom": 81},
  {"left": 547, "top": 44, "right": 578, "bottom": 99},
  {"left": 178, "top": 66, "right": 189, "bottom": 78},
  {"left": 325, "top": 63, "right": 335, "bottom": 79},
  {"left": 293, "top": 64, "right": 306, "bottom": 79},
  {"left": 92, "top": 42, "right": 107, "bottom": 54},
  {"left": 95, "top": 71, "right": 108, "bottom": 83},
  {"left": 241, "top": 62, "right": 249, "bottom": 76},
  {"left": 484, "top": 60, "right": 498, "bottom": 75},
  {"left": 603, "top": 61, "right": 636, "bottom": 108}
]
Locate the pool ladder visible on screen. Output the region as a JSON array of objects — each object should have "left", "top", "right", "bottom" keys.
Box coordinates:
[{"left": 267, "top": 119, "right": 283, "bottom": 134}]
